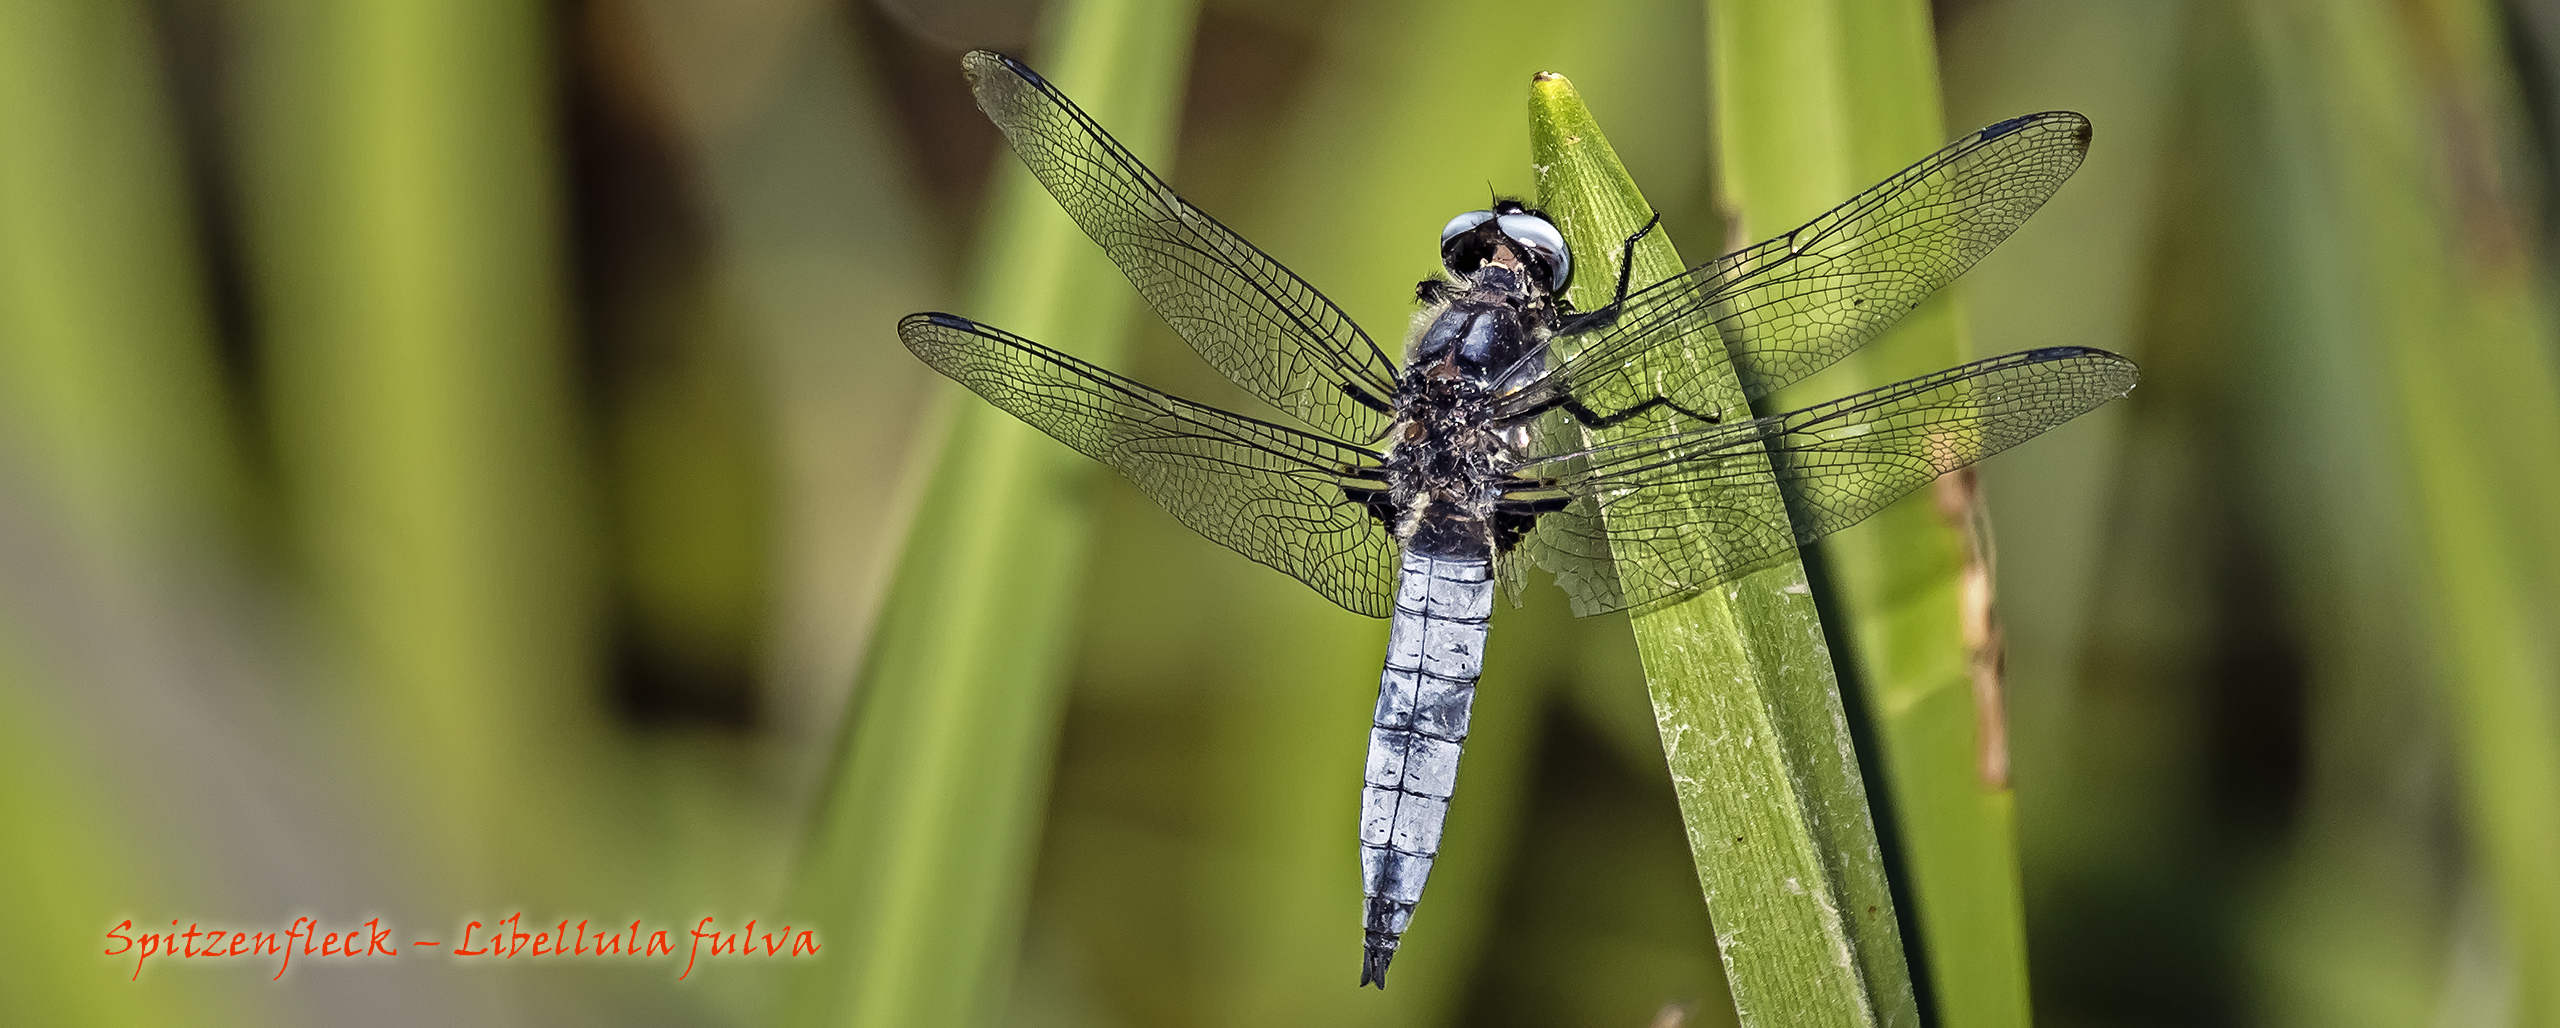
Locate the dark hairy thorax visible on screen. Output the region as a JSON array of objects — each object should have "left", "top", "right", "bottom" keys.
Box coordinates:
[{"left": 1385, "top": 252, "right": 1558, "bottom": 561}]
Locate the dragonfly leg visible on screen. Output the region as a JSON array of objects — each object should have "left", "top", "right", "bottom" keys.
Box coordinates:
[
  {"left": 1553, "top": 210, "right": 1662, "bottom": 334},
  {"left": 1560, "top": 392, "right": 1721, "bottom": 428},
  {"left": 1499, "top": 388, "right": 1721, "bottom": 430}
]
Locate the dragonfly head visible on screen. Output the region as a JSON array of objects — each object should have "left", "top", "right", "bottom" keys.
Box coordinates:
[{"left": 1438, "top": 200, "right": 1571, "bottom": 294}]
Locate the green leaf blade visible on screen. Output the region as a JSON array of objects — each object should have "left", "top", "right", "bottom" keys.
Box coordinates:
[
  {"left": 1530, "top": 73, "right": 1919, "bottom": 1028},
  {"left": 1707, "top": 4, "right": 2037, "bottom": 1026},
  {"left": 779, "top": 2, "right": 1201, "bottom": 1026}
]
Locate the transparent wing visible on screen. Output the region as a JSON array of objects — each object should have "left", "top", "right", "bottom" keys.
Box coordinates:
[
  {"left": 901, "top": 313, "right": 1400, "bottom": 618},
  {"left": 964, "top": 50, "right": 1400, "bottom": 442},
  {"left": 1511, "top": 346, "right": 2136, "bottom": 616},
  {"left": 1496, "top": 112, "right": 2094, "bottom": 429}
]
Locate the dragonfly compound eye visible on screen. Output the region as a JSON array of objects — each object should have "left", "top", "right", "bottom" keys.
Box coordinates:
[
  {"left": 1495, "top": 213, "right": 1572, "bottom": 292},
  {"left": 1437, "top": 210, "right": 1499, "bottom": 277},
  {"left": 1438, "top": 210, "right": 1496, "bottom": 245}
]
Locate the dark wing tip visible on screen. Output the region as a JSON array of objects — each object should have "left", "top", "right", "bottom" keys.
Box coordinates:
[
  {"left": 2022, "top": 344, "right": 2115, "bottom": 361},
  {"left": 1360, "top": 936, "right": 1395, "bottom": 988},
  {"left": 962, "top": 49, "right": 1044, "bottom": 87},
  {"left": 911, "top": 311, "right": 976, "bottom": 331},
  {"left": 2020, "top": 344, "right": 2141, "bottom": 393},
  {"left": 897, "top": 313, "right": 983, "bottom": 364},
  {"left": 1978, "top": 110, "right": 2094, "bottom": 153},
  {"left": 897, "top": 311, "right": 970, "bottom": 339},
  {"left": 1977, "top": 114, "right": 2035, "bottom": 141}
]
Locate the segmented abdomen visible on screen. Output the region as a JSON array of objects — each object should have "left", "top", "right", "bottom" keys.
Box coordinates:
[{"left": 1358, "top": 550, "right": 1492, "bottom": 986}]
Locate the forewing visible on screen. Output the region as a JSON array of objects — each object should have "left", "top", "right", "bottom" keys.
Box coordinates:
[
  {"left": 901, "top": 312, "right": 1400, "bottom": 618},
  {"left": 1500, "top": 112, "right": 2093, "bottom": 428},
  {"left": 964, "top": 51, "right": 1400, "bottom": 442},
  {"left": 1514, "top": 346, "right": 2136, "bottom": 616}
]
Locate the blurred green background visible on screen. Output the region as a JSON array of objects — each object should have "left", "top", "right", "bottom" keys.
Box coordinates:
[{"left": 4, "top": 0, "right": 2558, "bottom": 1025}]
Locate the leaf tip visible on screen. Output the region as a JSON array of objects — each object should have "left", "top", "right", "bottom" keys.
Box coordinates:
[{"left": 1529, "top": 70, "right": 1583, "bottom": 110}]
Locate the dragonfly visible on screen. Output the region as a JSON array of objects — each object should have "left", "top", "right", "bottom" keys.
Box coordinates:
[{"left": 902, "top": 50, "right": 2136, "bottom": 988}]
